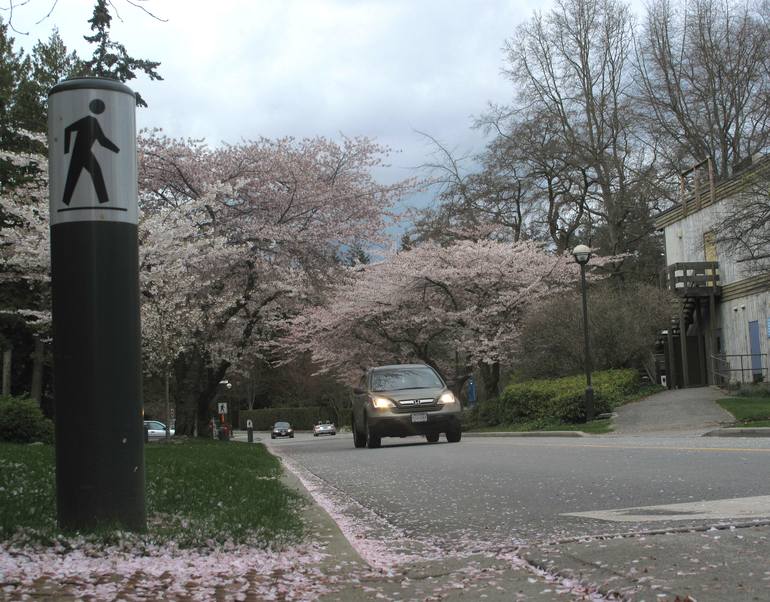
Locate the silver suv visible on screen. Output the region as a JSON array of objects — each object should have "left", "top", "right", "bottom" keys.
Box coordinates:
[{"left": 352, "top": 364, "right": 462, "bottom": 448}]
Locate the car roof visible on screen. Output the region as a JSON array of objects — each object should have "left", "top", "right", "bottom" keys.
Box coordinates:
[{"left": 370, "top": 364, "right": 432, "bottom": 371}]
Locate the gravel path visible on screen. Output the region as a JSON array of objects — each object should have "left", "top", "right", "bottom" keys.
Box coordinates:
[{"left": 612, "top": 386, "right": 734, "bottom": 435}]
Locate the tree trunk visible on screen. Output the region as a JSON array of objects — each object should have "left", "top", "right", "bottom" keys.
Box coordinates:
[
  {"left": 196, "top": 361, "right": 229, "bottom": 437},
  {"left": 2, "top": 347, "right": 11, "bottom": 397},
  {"left": 479, "top": 361, "right": 500, "bottom": 400},
  {"left": 173, "top": 348, "right": 205, "bottom": 437},
  {"left": 173, "top": 347, "right": 230, "bottom": 437},
  {"left": 164, "top": 370, "right": 171, "bottom": 439},
  {"left": 30, "top": 336, "right": 44, "bottom": 404}
]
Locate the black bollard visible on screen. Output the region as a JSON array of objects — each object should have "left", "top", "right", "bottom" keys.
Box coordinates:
[{"left": 48, "top": 78, "right": 145, "bottom": 532}]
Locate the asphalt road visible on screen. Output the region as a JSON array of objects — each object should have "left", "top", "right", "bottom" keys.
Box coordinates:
[
  {"left": 268, "top": 432, "right": 770, "bottom": 542},
  {"left": 264, "top": 430, "right": 770, "bottom": 600}
]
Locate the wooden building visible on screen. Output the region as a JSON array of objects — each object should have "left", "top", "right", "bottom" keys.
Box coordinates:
[{"left": 655, "top": 155, "right": 770, "bottom": 388}]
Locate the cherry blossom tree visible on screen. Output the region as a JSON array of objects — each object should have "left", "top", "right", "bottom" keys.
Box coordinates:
[
  {"left": 138, "top": 131, "right": 410, "bottom": 435},
  {"left": 282, "top": 239, "right": 580, "bottom": 398},
  {"left": 2, "top": 128, "right": 410, "bottom": 434},
  {"left": 0, "top": 132, "right": 50, "bottom": 400}
]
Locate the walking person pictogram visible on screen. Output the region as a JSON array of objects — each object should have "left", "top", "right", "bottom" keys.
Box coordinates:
[{"left": 61, "top": 98, "right": 120, "bottom": 206}]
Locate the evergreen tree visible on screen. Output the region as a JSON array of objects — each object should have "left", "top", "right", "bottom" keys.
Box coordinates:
[
  {"left": 1, "top": 23, "right": 82, "bottom": 204},
  {"left": 0, "top": 20, "right": 81, "bottom": 404},
  {"left": 0, "top": 18, "right": 33, "bottom": 180},
  {"left": 28, "top": 30, "right": 82, "bottom": 132},
  {"left": 80, "top": 0, "right": 162, "bottom": 107}
]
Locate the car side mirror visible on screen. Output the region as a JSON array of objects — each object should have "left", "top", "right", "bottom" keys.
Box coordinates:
[{"left": 353, "top": 387, "right": 364, "bottom": 395}]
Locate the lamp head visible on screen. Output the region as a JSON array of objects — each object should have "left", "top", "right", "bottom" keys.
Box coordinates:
[{"left": 572, "top": 244, "right": 592, "bottom": 265}]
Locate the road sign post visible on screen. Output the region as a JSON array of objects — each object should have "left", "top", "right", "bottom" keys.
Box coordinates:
[
  {"left": 48, "top": 78, "right": 145, "bottom": 531},
  {"left": 466, "top": 376, "right": 477, "bottom": 408}
]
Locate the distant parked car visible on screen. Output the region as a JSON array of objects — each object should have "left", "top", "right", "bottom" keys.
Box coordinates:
[
  {"left": 271, "top": 421, "right": 294, "bottom": 439},
  {"left": 144, "top": 420, "right": 174, "bottom": 441},
  {"left": 351, "top": 364, "right": 462, "bottom": 448},
  {"left": 313, "top": 421, "right": 336, "bottom": 436}
]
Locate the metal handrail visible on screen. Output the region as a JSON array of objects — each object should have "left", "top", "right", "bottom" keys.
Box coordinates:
[{"left": 711, "top": 353, "right": 768, "bottom": 384}]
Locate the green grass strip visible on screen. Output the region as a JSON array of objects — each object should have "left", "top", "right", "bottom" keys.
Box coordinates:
[
  {"left": 717, "top": 397, "right": 770, "bottom": 427},
  {"left": 0, "top": 440, "right": 303, "bottom": 548},
  {"left": 0, "top": 443, "right": 56, "bottom": 537}
]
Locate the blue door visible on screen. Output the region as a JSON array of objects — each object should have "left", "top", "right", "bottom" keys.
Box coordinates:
[{"left": 749, "top": 320, "right": 762, "bottom": 377}]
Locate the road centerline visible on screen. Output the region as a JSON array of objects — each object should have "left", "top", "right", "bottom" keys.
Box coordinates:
[{"left": 471, "top": 439, "right": 770, "bottom": 454}]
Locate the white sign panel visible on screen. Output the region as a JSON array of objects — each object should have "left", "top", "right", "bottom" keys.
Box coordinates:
[
  {"left": 48, "top": 79, "right": 137, "bottom": 225},
  {"left": 217, "top": 402, "right": 228, "bottom": 415}
]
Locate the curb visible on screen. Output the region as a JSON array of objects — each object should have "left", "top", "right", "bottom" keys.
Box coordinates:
[{"left": 702, "top": 427, "right": 770, "bottom": 437}]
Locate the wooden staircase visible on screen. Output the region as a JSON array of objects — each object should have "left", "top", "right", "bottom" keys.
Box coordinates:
[{"left": 658, "top": 262, "right": 721, "bottom": 387}]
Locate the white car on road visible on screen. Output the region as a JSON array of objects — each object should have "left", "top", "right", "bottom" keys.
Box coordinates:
[{"left": 313, "top": 421, "right": 337, "bottom": 436}]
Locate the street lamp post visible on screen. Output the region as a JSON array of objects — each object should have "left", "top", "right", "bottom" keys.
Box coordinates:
[{"left": 572, "top": 244, "right": 594, "bottom": 422}]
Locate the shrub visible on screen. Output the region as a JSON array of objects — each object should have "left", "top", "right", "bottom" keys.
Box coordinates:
[
  {"left": 477, "top": 397, "right": 501, "bottom": 426},
  {"left": 481, "top": 369, "right": 640, "bottom": 425},
  {"left": 735, "top": 383, "right": 770, "bottom": 398},
  {"left": 0, "top": 396, "right": 54, "bottom": 444}
]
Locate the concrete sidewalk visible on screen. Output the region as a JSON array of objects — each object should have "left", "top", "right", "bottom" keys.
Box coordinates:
[
  {"left": 522, "top": 521, "right": 770, "bottom": 601},
  {"left": 612, "top": 386, "right": 734, "bottom": 435}
]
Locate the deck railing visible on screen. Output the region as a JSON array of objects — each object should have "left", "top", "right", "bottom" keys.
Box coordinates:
[{"left": 661, "top": 262, "right": 721, "bottom": 295}]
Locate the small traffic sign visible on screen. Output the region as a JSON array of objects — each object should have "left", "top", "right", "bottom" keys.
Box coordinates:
[{"left": 218, "top": 402, "right": 228, "bottom": 414}]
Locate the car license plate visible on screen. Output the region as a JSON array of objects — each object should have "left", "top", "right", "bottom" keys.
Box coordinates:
[{"left": 411, "top": 412, "right": 428, "bottom": 423}]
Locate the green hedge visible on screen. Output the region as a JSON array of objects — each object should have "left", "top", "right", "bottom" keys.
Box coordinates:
[
  {"left": 481, "top": 369, "right": 640, "bottom": 425},
  {"left": 0, "top": 396, "right": 54, "bottom": 444},
  {"left": 239, "top": 407, "right": 339, "bottom": 430}
]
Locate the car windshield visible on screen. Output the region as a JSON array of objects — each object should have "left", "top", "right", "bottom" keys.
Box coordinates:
[
  {"left": 371, "top": 367, "right": 444, "bottom": 392},
  {"left": 274, "top": 422, "right": 290, "bottom": 429}
]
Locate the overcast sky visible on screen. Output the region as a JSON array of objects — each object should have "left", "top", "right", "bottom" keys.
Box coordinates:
[{"left": 8, "top": 0, "right": 550, "bottom": 208}]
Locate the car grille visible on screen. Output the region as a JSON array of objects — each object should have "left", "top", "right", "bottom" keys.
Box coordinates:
[
  {"left": 393, "top": 400, "right": 440, "bottom": 413},
  {"left": 397, "top": 398, "right": 435, "bottom": 407}
]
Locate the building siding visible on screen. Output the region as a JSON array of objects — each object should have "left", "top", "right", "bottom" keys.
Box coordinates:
[
  {"left": 716, "top": 292, "right": 769, "bottom": 381},
  {"left": 659, "top": 156, "right": 770, "bottom": 384},
  {"left": 663, "top": 200, "right": 754, "bottom": 286}
]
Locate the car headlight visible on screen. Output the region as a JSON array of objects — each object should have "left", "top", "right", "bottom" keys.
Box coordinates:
[
  {"left": 371, "top": 397, "right": 395, "bottom": 409},
  {"left": 438, "top": 391, "right": 456, "bottom": 404}
]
